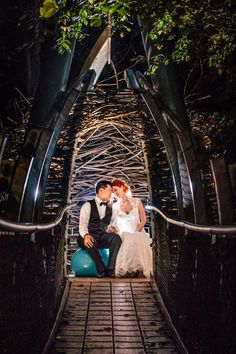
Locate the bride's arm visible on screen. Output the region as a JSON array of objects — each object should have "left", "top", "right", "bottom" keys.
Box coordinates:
[{"left": 136, "top": 199, "right": 146, "bottom": 232}]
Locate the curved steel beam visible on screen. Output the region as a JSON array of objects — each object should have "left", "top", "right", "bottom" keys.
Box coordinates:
[
  {"left": 136, "top": 71, "right": 206, "bottom": 224},
  {"left": 81, "top": 26, "right": 111, "bottom": 84},
  {"left": 6, "top": 70, "right": 95, "bottom": 223},
  {"left": 7, "top": 26, "right": 113, "bottom": 223},
  {"left": 137, "top": 17, "right": 207, "bottom": 224},
  {"left": 137, "top": 16, "right": 189, "bottom": 128},
  {"left": 133, "top": 71, "right": 184, "bottom": 217}
]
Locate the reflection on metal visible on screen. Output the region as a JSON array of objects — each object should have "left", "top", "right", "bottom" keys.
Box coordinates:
[
  {"left": 124, "top": 69, "right": 141, "bottom": 91},
  {"left": 17, "top": 157, "right": 34, "bottom": 221},
  {"left": 0, "top": 136, "right": 7, "bottom": 163},
  {"left": 6, "top": 156, "right": 35, "bottom": 221},
  {"left": 176, "top": 131, "right": 206, "bottom": 223},
  {"left": 81, "top": 26, "right": 111, "bottom": 84},
  {"left": 210, "top": 158, "right": 234, "bottom": 225},
  {"left": 20, "top": 129, "right": 54, "bottom": 222},
  {"left": 107, "top": 15, "right": 112, "bottom": 65},
  {"left": 146, "top": 205, "right": 236, "bottom": 235},
  {"left": 33, "top": 132, "right": 55, "bottom": 215},
  {"left": 0, "top": 203, "right": 75, "bottom": 232}
]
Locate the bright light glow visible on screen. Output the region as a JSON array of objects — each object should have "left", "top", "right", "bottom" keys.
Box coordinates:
[
  {"left": 145, "top": 205, "right": 155, "bottom": 211},
  {"left": 35, "top": 187, "right": 39, "bottom": 201},
  {"left": 174, "top": 182, "right": 178, "bottom": 197},
  {"left": 189, "top": 180, "right": 193, "bottom": 195},
  {"left": 126, "top": 188, "right": 132, "bottom": 198}
]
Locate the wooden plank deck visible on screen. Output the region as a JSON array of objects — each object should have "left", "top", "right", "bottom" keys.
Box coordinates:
[{"left": 49, "top": 278, "right": 179, "bottom": 354}]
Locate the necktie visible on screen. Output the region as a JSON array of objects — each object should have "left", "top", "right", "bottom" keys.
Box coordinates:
[{"left": 100, "top": 201, "right": 108, "bottom": 206}]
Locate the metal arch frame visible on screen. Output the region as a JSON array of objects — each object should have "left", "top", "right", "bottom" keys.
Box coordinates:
[
  {"left": 125, "top": 69, "right": 184, "bottom": 216},
  {"left": 141, "top": 89, "right": 184, "bottom": 218},
  {"left": 22, "top": 70, "right": 96, "bottom": 223},
  {"left": 137, "top": 16, "right": 207, "bottom": 224},
  {"left": 5, "top": 70, "right": 95, "bottom": 223},
  {"left": 142, "top": 86, "right": 206, "bottom": 224},
  {"left": 6, "top": 25, "right": 113, "bottom": 223},
  {"left": 127, "top": 69, "right": 207, "bottom": 224}
]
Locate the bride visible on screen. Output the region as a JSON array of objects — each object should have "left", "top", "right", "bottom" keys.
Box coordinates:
[{"left": 110, "top": 179, "right": 153, "bottom": 278}]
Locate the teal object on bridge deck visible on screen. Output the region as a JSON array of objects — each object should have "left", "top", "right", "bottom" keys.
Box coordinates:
[{"left": 71, "top": 248, "right": 109, "bottom": 276}]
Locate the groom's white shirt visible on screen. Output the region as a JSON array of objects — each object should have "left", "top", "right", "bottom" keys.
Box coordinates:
[{"left": 79, "top": 196, "right": 115, "bottom": 237}]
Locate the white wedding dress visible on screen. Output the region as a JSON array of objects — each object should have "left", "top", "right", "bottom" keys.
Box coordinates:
[{"left": 113, "top": 197, "right": 153, "bottom": 278}]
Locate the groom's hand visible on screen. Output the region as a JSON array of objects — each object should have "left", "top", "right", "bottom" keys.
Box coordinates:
[
  {"left": 84, "top": 234, "right": 94, "bottom": 248},
  {"left": 107, "top": 226, "right": 117, "bottom": 233}
]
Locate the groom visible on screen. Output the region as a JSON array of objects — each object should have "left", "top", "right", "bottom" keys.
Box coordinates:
[{"left": 78, "top": 179, "right": 121, "bottom": 277}]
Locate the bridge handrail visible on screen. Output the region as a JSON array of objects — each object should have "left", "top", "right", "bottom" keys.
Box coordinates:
[
  {"left": 145, "top": 205, "right": 236, "bottom": 236},
  {"left": 0, "top": 203, "right": 76, "bottom": 233}
]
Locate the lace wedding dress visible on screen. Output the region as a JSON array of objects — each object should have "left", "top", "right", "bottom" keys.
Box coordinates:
[{"left": 113, "top": 197, "right": 153, "bottom": 278}]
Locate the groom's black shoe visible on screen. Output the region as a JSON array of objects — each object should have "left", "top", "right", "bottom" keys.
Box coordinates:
[
  {"left": 97, "top": 271, "right": 106, "bottom": 278},
  {"left": 107, "top": 270, "right": 115, "bottom": 278}
]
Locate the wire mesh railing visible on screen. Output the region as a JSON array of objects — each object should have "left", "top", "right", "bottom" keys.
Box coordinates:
[
  {"left": 0, "top": 205, "right": 73, "bottom": 354},
  {"left": 147, "top": 205, "right": 236, "bottom": 354}
]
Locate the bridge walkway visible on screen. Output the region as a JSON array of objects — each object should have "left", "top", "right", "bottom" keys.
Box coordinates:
[{"left": 50, "top": 278, "right": 179, "bottom": 354}]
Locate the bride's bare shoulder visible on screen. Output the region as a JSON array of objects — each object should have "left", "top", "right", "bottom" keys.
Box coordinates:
[{"left": 131, "top": 197, "right": 140, "bottom": 206}]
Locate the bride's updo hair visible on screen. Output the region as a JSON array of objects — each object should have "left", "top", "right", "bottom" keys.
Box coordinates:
[{"left": 111, "top": 179, "right": 129, "bottom": 193}]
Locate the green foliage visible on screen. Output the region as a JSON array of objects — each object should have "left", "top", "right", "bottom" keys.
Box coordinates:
[
  {"left": 40, "top": 0, "right": 132, "bottom": 53},
  {"left": 144, "top": 0, "right": 236, "bottom": 76},
  {"left": 40, "top": 0, "right": 59, "bottom": 18},
  {"left": 39, "top": 0, "right": 236, "bottom": 76}
]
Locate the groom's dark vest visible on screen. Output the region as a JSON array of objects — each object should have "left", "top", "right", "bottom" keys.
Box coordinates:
[{"left": 88, "top": 199, "right": 112, "bottom": 237}]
